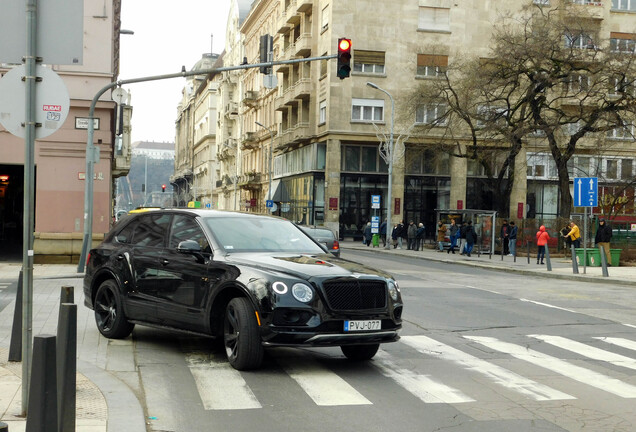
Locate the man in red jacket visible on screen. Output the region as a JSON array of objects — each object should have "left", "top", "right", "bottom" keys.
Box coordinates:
[{"left": 536, "top": 225, "right": 550, "bottom": 265}]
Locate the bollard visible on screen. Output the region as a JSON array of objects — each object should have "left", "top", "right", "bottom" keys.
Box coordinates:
[
  {"left": 60, "top": 286, "right": 74, "bottom": 305},
  {"left": 25, "top": 335, "right": 58, "bottom": 432},
  {"left": 544, "top": 245, "right": 552, "bottom": 271},
  {"left": 0, "top": 421, "right": 8, "bottom": 431},
  {"left": 571, "top": 245, "right": 579, "bottom": 274},
  {"left": 600, "top": 247, "right": 609, "bottom": 278},
  {"left": 57, "top": 304, "right": 77, "bottom": 432},
  {"left": 8, "top": 270, "right": 24, "bottom": 362},
  {"left": 527, "top": 241, "right": 531, "bottom": 264}
]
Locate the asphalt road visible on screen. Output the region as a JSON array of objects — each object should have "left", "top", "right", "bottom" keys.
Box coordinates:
[{"left": 129, "top": 249, "right": 636, "bottom": 432}]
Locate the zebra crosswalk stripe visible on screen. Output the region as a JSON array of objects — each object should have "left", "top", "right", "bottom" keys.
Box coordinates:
[
  {"left": 184, "top": 351, "right": 261, "bottom": 410},
  {"left": 594, "top": 337, "right": 636, "bottom": 353},
  {"left": 274, "top": 352, "right": 372, "bottom": 406},
  {"left": 530, "top": 335, "right": 636, "bottom": 371},
  {"left": 466, "top": 336, "right": 636, "bottom": 398},
  {"left": 374, "top": 350, "right": 475, "bottom": 403},
  {"left": 401, "top": 335, "right": 574, "bottom": 401}
]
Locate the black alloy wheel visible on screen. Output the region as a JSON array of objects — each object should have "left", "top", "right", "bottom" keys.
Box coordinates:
[
  {"left": 94, "top": 280, "right": 134, "bottom": 339},
  {"left": 340, "top": 343, "right": 380, "bottom": 361},
  {"left": 223, "top": 297, "right": 264, "bottom": 370}
]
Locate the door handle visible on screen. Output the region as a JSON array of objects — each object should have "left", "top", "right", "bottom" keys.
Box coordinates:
[
  {"left": 161, "top": 259, "right": 169, "bottom": 266},
  {"left": 116, "top": 254, "right": 125, "bottom": 261}
]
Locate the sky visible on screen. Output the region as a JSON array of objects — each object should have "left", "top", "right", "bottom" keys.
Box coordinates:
[{"left": 119, "top": 0, "right": 231, "bottom": 144}]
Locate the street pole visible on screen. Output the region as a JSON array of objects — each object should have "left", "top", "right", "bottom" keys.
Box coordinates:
[
  {"left": 255, "top": 121, "right": 274, "bottom": 203},
  {"left": 367, "top": 82, "right": 394, "bottom": 250}
]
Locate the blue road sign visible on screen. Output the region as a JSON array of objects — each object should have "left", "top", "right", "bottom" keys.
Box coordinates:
[
  {"left": 266, "top": 200, "right": 274, "bottom": 208},
  {"left": 371, "top": 194, "right": 381, "bottom": 209},
  {"left": 573, "top": 177, "right": 598, "bottom": 207}
]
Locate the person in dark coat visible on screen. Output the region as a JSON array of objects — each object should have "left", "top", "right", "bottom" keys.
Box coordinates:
[
  {"left": 459, "top": 221, "right": 468, "bottom": 255},
  {"left": 594, "top": 217, "right": 613, "bottom": 265},
  {"left": 509, "top": 221, "right": 518, "bottom": 257},
  {"left": 397, "top": 220, "right": 405, "bottom": 249},
  {"left": 501, "top": 220, "right": 510, "bottom": 256},
  {"left": 415, "top": 223, "right": 426, "bottom": 251},
  {"left": 464, "top": 220, "right": 476, "bottom": 257},
  {"left": 407, "top": 221, "right": 417, "bottom": 250},
  {"left": 380, "top": 220, "right": 387, "bottom": 247},
  {"left": 363, "top": 222, "right": 373, "bottom": 246},
  {"left": 447, "top": 219, "right": 459, "bottom": 254},
  {"left": 391, "top": 224, "right": 400, "bottom": 249}
]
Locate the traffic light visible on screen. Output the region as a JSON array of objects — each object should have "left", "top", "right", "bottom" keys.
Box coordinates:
[
  {"left": 259, "top": 34, "right": 273, "bottom": 74},
  {"left": 337, "top": 38, "right": 352, "bottom": 79},
  {"left": 162, "top": 184, "right": 166, "bottom": 193}
]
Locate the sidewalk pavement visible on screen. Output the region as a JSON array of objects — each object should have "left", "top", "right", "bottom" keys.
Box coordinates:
[
  {"left": 0, "top": 262, "right": 146, "bottom": 432},
  {"left": 340, "top": 239, "right": 636, "bottom": 286},
  {"left": 1, "top": 242, "right": 634, "bottom": 432}
]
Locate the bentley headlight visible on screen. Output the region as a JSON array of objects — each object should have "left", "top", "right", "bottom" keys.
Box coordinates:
[
  {"left": 291, "top": 283, "right": 314, "bottom": 303},
  {"left": 388, "top": 280, "right": 399, "bottom": 301}
]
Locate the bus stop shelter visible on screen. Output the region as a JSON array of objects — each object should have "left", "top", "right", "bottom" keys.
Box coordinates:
[{"left": 435, "top": 209, "right": 498, "bottom": 256}]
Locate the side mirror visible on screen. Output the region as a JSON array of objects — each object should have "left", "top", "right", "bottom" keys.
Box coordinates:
[{"left": 177, "top": 239, "right": 201, "bottom": 253}]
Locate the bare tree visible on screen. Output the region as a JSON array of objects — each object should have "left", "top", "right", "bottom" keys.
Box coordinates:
[{"left": 411, "top": 2, "right": 636, "bottom": 218}]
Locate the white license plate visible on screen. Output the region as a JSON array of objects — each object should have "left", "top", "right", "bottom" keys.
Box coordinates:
[{"left": 344, "top": 320, "right": 381, "bottom": 332}]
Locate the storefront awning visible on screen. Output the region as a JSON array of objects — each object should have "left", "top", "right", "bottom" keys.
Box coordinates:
[{"left": 270, "top": 179, "right": 289, "bottom": 202}]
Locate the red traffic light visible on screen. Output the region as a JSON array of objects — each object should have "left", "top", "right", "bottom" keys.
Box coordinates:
[
  {"left": 338, "top": 39, "right": 351, "bottom": 51},
  {"left": 337, "top": 38, "right": 352, "bottom": 80},
  {"left": 162, "top": 184, "right": 166, "bottom": 192}
]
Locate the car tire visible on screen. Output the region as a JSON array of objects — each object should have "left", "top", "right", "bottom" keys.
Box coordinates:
[
  {"left": 223, "top": 297, "right": 264, "bottom": 370},
  {"left": 340, "top": 344, "right": 380, "bottom": 361},
  {"left": 93, "top": 280, "right": 134, "bottom": 339}
]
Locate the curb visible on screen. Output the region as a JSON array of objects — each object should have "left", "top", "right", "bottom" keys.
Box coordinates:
[{"left": 343, "top": 244, "right": 636, "bottom": 287}]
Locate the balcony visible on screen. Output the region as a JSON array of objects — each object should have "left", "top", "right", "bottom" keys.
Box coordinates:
[
  {"left": 225, "top": 102, "right": 238, "bottom": 117},
  {"left": 238, "top": 173, "right": 262, "bottom": 190},
  {"left": 297, "top": 0, "right": 313, "bottom": 13},
  {"left": 294, "top": 33, "right": 312, "bottom": 57},
  {"left": 241, "top": 132, "right": 260, "bottom": 150},
  {"left": 277, "top": 11, "right": 292, "bottom": 34},
  {"left": 286, "top": 0, "right": 299, "bottom": 24},
  {"left": 276, "top": 122, "right": 311, "bottom": 150},
  {"left": 567, "top": 0, "right": 604, "bottom": 19},
  {"left": 292, "top": 78, "right": 311, "bottom": 100},
  {"left": 242, "top": 90, "right": 258, "bottom": 106}
]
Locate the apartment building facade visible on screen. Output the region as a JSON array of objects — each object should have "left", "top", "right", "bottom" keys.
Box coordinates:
[
  {"left": 0, "top": 0, "right": 127, "bottom": 261},
  {"left": 177, "top": 0, "right": 636, "bottom": 239}
]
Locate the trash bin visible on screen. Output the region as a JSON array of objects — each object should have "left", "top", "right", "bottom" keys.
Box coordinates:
[
  {"left": 575, "top": 248, "right": 599, "bottom": 266},
  {"left": 610, "top": 248, "right": 621, "bottom": 266},
  {"left": 372, "top": 233, "right": 380, "bottom": 247},
  {"left": 587, "top": 248, "right": 602, "bottom": 267}
]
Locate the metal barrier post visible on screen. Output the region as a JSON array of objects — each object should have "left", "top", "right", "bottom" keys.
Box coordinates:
[
  {"left": 25, "top": 335, "right": 58, "bottom": 432},
  {"left": 571, "top": 245, "right": 579, "bottom": 274},
  {"left": 8, "top": 270, "right": 23, "bottom": 362},
  {"left": 57, "top": 303, "right": 77, "bottom": 432},
  {"left": 600, "top": 247, "right": 609, "bottom": 278},
  {"left": 544, "top": 245, "right": 552, "bottom": 271}
]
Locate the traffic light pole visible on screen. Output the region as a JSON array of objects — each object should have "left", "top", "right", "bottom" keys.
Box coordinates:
[{"left": 77, "top": 54, "right": 337, "bottom": 272}]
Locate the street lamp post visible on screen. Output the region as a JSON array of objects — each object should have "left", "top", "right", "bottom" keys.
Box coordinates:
[
  {"left": 366, "top": 82, "right": 394, "bottom": 249},
  {"left": 255, "top": 121, "right": 274, "bottom": 205}
]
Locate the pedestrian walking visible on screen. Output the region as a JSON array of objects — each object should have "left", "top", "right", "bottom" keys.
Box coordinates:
[
  {"left": 563, "top": 220, "right": 581, "bottom": 249},
  {"left": 407, "top": 221, "right": 417, "bottom": 250},
  {"left": 594, "top": 217, "right": 613, "bottom": 265},
  {"left": 437, "top": 221, "right": 447, "bottom": 252},
  {"left": 458, "top": 221, "right": 468, "bottom": 255},
  {"left": 416, "top": 222, "right": 426, "bottom": 251},
  {"left": 380, "top": 219, "right": 387, "bottom": 247},
  {"left": 464, "top": 220, "right": 476, "bottom": 257},
  {"left": 501, "top": 219, "right": 510, "bottom": 256},
  {"left": 447, "top": 219, "right": 458, "bottom": 254},
  {"left": 536, "top": 225, "right": 550, "bottom": 265},
  {"left": 509, "top": 221, "right": 518, "bottom": 257},
  {"left": 363, "top": 222, "right": 373, "bottom": 246}
]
